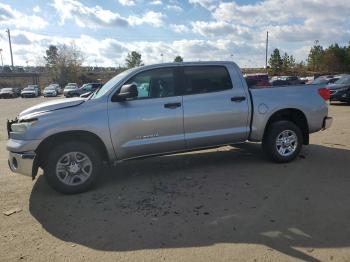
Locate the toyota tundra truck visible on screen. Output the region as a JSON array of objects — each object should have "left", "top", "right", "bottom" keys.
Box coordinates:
[{"left": 7, "top": 61, "right": 332, "bottom": 194}]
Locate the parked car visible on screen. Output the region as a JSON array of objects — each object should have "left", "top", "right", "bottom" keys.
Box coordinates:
[
  {"left": 244, "top": 73, "right": 271, "bottom": 87},
  {"left": 269, "top": 76, "right": 289, "bottom": 86},
  {"left": 21, "top": 85, "right": 40, "bottom": 98},
  {"left": 328, "top": 74, "right": 350, "bottom": 104},
  {"left": 271, "top": 76, "right": 305, "bottom": 86},
  {"left": 65, "top": 83, "right": 102, "bottom": 97},
  {"left": 300, "top": 76, "right": 314, "bottom": 84},
  {"left": 7, "top": 61, "right": 332, "bottom": 194},
  {"left": 43, "top": 85, "right": 59, "bottom": 97},
  {"left": 63, "top": 83, "right": 79, "bottom": 97},
  {"left": 47, "top": 83, "right": 62, "bottom": 94},
  {"left": 0, "top": 87, "right": 19, "bottom": 98},
  {"left": 307, "top": 75, "right": 340, "bottom": 85}
]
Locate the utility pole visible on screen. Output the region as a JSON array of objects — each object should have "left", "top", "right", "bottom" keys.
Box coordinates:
[
  {"left": 6, "top": 28, "right": 14, "bottom": 68},
  {"left": 265, "top": 31, "right": 269, "bottom": 72}
]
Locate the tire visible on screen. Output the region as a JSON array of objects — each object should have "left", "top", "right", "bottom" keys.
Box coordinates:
[
  {"left": 44, "top": 141, "right": 102, "bottom": 194},
  {"left": 262, "top": 120, "right": 303, "bottom": 163}
]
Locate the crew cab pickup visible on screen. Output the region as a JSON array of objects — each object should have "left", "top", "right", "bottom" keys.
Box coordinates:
[{"left": 7, "top": 62, "right": 332, "bottom": 194}]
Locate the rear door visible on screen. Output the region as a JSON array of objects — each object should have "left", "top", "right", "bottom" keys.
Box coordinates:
[
  {"left": 181, "top": 65, "right": 250, "bottom": 149},
  {"left": 108, "top": 67, "right": 185, "bottom": 160}
]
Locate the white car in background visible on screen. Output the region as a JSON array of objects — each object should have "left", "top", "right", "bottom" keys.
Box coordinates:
[
  {"left": 21, "top": 85, "right": 40, "bottom": 98},
  {"left": 63, "top": 83, "right": 79, "bottom": 97},
  {"left": 43, "top": 84, "right": 61, "bottom": 97}
]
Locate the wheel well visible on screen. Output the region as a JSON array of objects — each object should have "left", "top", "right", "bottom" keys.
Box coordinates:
[
  {"left": 263, "top": 109, "right": 309, "bottom": 145},
  {"left": 35, "top": 131, "right": 109, "bottom": 168}
]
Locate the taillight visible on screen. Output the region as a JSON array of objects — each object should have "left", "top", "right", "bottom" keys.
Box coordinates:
[{"left": 318, "top": 88, "right": 330, "bottom": 101}]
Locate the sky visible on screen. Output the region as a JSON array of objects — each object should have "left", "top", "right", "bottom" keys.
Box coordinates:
[{"left": 0, "top": 0, "right": 349, "bottom": 68}]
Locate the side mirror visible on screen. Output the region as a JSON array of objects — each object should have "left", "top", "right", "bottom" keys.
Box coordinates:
[{"left": 112, "top": 84, "right": 138, "bottom": 102}]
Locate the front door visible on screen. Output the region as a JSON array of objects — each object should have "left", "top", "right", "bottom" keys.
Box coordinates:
[{"left": 108, "top": 67, "right": 185, "bottom": 160}]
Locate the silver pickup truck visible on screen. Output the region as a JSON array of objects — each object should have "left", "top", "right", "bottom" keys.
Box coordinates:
[{"left": 7, "top": 61, "right": 332, "bottom": 194}]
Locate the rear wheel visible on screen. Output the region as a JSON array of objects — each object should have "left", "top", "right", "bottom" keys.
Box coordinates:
[
  {"left": 44, "top": 141, "right": 101, "bottom": 194},
  {"left": 262, "top": 120, "right": 303, "bottom": 163}
]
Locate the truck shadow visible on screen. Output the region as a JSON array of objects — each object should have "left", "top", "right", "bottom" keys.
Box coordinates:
[{"left": 29, "top": 143, "right": 350, "bottom": 262}]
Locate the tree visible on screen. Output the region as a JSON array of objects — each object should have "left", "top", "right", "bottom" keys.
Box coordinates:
[
  {"left": 44, "top": 45, "right": 59, "bottom": 67},
  {"left": 346, "top": 42, "right": 350, "bottom": 71},
  {"left": 307, "top": 40, "right": 324, "bottom": 71},
  {"left": 174, "top": 56, "right": 183, "bottom": 62},
  {"left": 282, "top": 52, "right": 290, "bottom": 73},
  {"left": 289, "top": 55, "right": 296, "bottom": 69},
  {"left": 323, "top": 43, "right": 348, "bottom": 72},
  {"left": 43, "top": 43, "right": 84, "bottom": 86},
  {"left": 268, "top": 48, "right": 282, "bottom": 75},
  {"left": 125, "top": 51, "right": 143, "bottom": 68}
]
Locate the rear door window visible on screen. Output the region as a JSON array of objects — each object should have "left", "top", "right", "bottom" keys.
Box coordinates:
[{"left": 183, "top": 66, "right": 232, "bottom": 95}]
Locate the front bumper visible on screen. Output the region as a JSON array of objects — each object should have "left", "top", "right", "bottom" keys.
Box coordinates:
[
  {"left": 322, "top": 117, "right": 333, "bottom": 130},
  {"left": 44, "top": 92, "right": 56, "bottom": 97},
  {"left": 8, "top": 151, "right": 36, "bottom": 177},
  {"left": 64, "top": 92, "right": 75, "bottom": 97},
  {"left": 21, "top": 93, "right": 36, "bottom": 97}
]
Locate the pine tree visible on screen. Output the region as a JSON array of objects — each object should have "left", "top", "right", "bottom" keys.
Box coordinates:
[
  {"left": 269, "top": 48, "right": 282, "bottom": 75},
  {"left": 307, "top": 40, "right": 324, "bottom": 71}
]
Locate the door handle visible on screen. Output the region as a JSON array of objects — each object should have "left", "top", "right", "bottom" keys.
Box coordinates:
[
  {"left": 231, "top": 96, "right": 246, "bottom": 102},
  {"left": 164, "top": 102, "right": 181, "bottom": 109}
]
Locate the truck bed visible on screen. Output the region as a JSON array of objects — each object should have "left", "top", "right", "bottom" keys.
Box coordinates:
[{"left": 248, "top": 84, "right": 328, "bottom": 141}]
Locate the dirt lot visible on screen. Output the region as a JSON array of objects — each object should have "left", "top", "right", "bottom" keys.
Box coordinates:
[{"left": 0, "top": 97, "right": 350, "bottom": 262}]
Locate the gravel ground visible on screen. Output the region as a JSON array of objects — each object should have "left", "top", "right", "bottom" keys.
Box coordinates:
[{"left": 0, "top": 97, "right": 350, "bottom": 262}]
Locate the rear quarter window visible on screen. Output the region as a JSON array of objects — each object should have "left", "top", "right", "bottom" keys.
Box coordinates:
[{"left": 183, "top": 66, "right": 233, "bottom": 95}]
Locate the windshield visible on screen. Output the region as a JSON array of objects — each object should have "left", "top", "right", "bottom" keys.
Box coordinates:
[
  {"left": 334, "top": 75, "right": 350, "bottom": 85},
  {"left": 46, "top": 86, "right": 56, "bottom": 90},
  {"left": 24, "top": 87, "right": 34, "bottom": 90},
  {"left": 91, "top": 68, "right": 136, "bottom": 99},
  {"left": 81, "top": 84, "right": 91, "bottom": 89},
  {"left": 1, "top": 88, "right": 12, "bottom": 92}
]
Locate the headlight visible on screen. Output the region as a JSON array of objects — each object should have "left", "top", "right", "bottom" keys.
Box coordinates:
[{"left": 11, "top": 119, "right": 38, "bottom": 133}]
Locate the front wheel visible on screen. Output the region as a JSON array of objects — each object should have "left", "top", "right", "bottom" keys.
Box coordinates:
[
  {"left": 44, "top": 141, "right": 102, "bottom": 194},
  {"left": 262, "top": 121, "right": 303, "bottom": 163}
]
